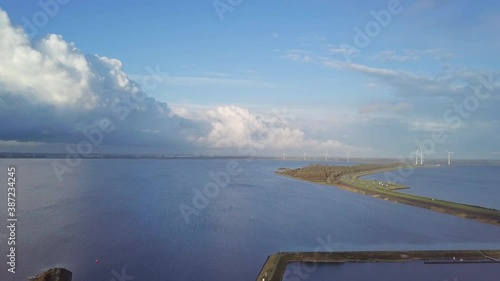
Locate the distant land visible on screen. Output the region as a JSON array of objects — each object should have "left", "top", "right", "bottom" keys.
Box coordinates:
[
  {"left": 276, "top": 163, "right": 500, "bottom": 226},
  {"left": 0, "top": 152, "right": 261, "bottom": 160},
  {"left": 1, "top": 152, "right": 500, "bottom": 166}
]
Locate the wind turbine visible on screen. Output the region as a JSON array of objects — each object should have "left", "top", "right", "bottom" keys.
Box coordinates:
[
  {"left": 347, "top": 150, "right": 351, "bottom": 162},
  {"left": 418, "top": 145, "right": 424, "bottom": 165},
  {"left": 415, "top": 148, "right": 419, "bottom": 165},
  {"left": 281, "top": 150, "right": 286, "bottom": 160},
  {"left": 303, "top": 151, "right": 307, "bottom": 161},
  {"left": 446, "top": 149, "right": 454, "bottom": 165},
  {"left": 324, "top": 150, "right": 329, "bottom": 161}
]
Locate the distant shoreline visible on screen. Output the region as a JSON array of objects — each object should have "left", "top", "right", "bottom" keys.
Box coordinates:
[
  {"left": 1, "top": 153, "right": 500, "bottom": 165},
  {"left": 276, "top": 164, "right": 500, "bottom": 226}
]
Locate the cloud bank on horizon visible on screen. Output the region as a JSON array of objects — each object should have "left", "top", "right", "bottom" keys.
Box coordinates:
[{"left": 1, "top": 1, "right": 500, "bottom": 159}]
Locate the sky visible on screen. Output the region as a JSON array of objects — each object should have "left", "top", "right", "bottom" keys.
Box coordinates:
[{"left": 0, "top": 0, "right": 499, "bottom": 159}]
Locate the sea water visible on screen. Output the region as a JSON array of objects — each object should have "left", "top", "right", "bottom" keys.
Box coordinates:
[{"left": 0, "top": 159, "right": 499, "bottom": 281}]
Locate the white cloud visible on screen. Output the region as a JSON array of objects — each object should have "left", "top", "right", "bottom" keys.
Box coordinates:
[
  {"left": 96, "top": 56, "right": 141, "bottom": 94},
  {"left": 284, "top": 49, "right": 315, "bottom": 63},
  {"left": 190, "top": 105, "right": 368, "bottom": 155},
  {"left": 170, "top": 106, "right": 191, "bottom": 119},
  {"left": 284, "top": 50, "right": 498, "bottom": 99},
  {"left": 0, "top": 9, "right": 147, "bottom": 110},
  {"left": 0, "top": 8, "right": 198, "bottom": 150},
  {"left": 191, "top": 105, "right": 303, "bottom": 150},
  {"left": 372, "top": 49, "right": 456, "bottom": 62},
  {"left": 168, "top": 103, "right": 221, "bottom": 120},
  {"left": 0, "top": 10, "right": 95, "bottom": 108},
  {"left": 409, "top": 120, "right": 457, "bottom": 132},
  {"left": 328, "top": 45, "right": 360, "bottom": 57},
  {"left": 372, "top": 50, "right": 416, "bottom": 62}
]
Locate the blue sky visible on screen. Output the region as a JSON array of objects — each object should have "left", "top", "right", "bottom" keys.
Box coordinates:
[{"left": 0, "top": 0, "right": 499, "bottom": 159}]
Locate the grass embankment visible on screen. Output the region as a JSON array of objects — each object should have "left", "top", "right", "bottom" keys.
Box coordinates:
[
  {"left": 276, "top": 164, "right": 500, "bottom": 226},
  {"left": 256, "top": 250, "right": 500, "bottom": 281}
]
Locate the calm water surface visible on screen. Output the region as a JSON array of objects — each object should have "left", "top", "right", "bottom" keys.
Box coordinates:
[
  {"left": 284, "top": 261, "right": 500, "bottom": 281},
  {"left": 0, "top": 159, "right": 499, "bottom": 281},
  {"left": 362, "top": 165, "right": 500, "bottom": 210}
]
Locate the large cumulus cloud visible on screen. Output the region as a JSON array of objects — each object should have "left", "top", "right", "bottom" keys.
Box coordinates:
[
  {"left": 0, "top": 12, "right": 95, "bottom": 107},
  {"left": 192, "top": 105, "right": 305, "bottom": 150},
  {"left": 189, "top": 105, "right": 367, "bottom": 156},
  {"left": 0, "top": 8, "right": 202, "bottom": 151}
]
